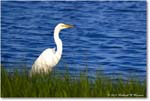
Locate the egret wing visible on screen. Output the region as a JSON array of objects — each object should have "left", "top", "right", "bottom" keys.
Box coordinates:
[
  {"left": 52, "top": 48, "right": 56, "bottom": 54},
  {"left": 31, "top": 48, "right": 56, "bottom": 72}
]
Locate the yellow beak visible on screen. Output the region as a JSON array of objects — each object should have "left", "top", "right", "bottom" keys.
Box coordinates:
[{"left": 64, "top": 24, "right": 74, "bottom": 28}]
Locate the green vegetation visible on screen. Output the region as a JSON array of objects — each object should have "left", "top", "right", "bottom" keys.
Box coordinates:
[{"left": 1, "top": 68, "right": 146, "bottom": 97}]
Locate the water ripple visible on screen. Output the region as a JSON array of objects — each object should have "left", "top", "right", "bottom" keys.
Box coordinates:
[{"left": 1, "top": 1, "right": 146, "bottom": 81}]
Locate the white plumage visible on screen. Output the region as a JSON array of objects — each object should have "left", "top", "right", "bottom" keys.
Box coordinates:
[{"left": 30, "top": 23, "right": 73, "bottom": 75}]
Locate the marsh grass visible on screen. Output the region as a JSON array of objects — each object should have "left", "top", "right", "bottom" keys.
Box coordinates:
[{"left": 1, "top": 67, "right": 146, "bottom": 97}]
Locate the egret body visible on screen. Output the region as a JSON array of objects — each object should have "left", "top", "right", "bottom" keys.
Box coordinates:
[{"left": 30, "top": 23, "right": 73, "bottom": 74}]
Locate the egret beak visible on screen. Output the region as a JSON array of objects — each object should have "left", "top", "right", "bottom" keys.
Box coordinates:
[{"left": 64, "top": 24, "right": 74, "bottom": 28}]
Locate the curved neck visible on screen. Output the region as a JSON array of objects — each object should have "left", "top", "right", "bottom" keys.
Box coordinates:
[{"left": 54, "top": 27, "right": 63, "bottom": 59}]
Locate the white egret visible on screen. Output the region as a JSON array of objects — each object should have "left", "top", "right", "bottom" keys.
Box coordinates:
[{"left": 30, "top": 23, "right": 73, "bottom": 74}]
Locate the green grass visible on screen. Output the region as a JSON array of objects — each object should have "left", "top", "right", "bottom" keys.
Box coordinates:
[{"left": 1, "top": 68, "right": 146, "bottom": 97}]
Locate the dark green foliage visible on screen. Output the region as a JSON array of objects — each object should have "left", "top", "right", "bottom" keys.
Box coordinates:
[{"left": 1, "top": 68, "right": 146, "bottom": 97}]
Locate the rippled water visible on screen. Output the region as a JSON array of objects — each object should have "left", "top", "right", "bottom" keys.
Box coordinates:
[{"left": 1, "top": 1, "right": 146, "bottom": 80}]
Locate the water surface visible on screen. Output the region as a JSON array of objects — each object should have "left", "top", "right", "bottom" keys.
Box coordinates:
[{"left": 1, "top": 1, "right": 146, "bottom": 80}]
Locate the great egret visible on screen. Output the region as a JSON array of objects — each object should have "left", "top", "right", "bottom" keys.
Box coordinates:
[{"left": 30, "top": 23, "right": 73, "bottom": 74}]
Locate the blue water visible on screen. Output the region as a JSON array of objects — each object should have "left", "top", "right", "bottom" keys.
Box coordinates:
[{"left": 1, "top": 1, "right": 146, "bottom": 80}]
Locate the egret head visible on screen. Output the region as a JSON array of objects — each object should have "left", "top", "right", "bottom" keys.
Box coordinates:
[{"left": 56, "top": 23, "right": 74, "bottom": 30}]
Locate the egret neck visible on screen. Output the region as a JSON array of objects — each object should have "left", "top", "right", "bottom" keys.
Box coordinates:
[{"left": 54, "top": 27, "right": 63, "bottom": 60}]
